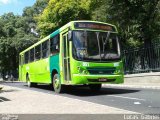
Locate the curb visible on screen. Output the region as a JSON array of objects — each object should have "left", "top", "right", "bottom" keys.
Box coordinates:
[{"left": 103, "top": 84, "right": 160, "bottom": 90}]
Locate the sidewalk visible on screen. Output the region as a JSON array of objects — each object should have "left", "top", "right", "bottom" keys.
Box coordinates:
[
  {"left": 103, "top": 72, "right": 160, "bottom": 89},
  {"left": 103, "top": 83, "right": 160, "bottom": 90},
  {"left": 0, "top": 85, "right": 136, "bottom": 114}
]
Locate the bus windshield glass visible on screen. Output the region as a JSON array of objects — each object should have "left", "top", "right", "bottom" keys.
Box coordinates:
[{"left": 72, "top": 31, "right": 120, "bottom": 61}]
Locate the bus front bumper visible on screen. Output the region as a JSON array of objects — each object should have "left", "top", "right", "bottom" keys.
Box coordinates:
[{"left": 72, "top": 74, "right": 124, "bottom": 85}]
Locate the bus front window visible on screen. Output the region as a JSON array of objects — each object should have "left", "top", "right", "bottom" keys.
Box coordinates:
[{"left": 72, "top": 31, "right": 121, "bottom": 61}]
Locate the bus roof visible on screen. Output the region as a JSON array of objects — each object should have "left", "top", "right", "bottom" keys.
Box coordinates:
[{"left": 20, "top": 20, "right": 117, "bottom": 55}]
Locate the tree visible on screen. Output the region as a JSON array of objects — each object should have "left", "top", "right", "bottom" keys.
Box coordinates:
[
  {"left": 0, "top": 13, "right": 19, "bottom": 77},
  {"left": 23, "top": 0, "right": 50, "bottom": 37},
  {"left": 0, "top": 0, "right": 49, "bottom": 79},
  {"left": 91, "top": 0, "right": 160, "bottom": 48},
  {"left": 37, "top": 0, "right": 93, "bottom": 37},
  {"left": 111, "top": 0, "right": 160, "bottom": 46}
]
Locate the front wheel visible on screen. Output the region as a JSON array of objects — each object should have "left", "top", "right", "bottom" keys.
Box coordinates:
[
  {"left": 52, "top": 74, "right": 64, "bottom": 93},
  {"left": 89, "top": 84, "right": 102, "bottom": 92}
]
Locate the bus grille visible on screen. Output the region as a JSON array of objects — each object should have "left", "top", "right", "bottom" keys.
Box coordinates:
[{"left": 87, "top": 67, "right": 115, "bottom": 75}]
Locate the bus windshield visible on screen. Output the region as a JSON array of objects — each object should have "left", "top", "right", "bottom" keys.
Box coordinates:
[{"left": 72, "top": 31, "right": 121, "bottom": 61}]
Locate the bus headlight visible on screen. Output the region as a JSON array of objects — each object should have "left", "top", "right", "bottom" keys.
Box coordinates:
[
  {"left": 77, "top": 66, "right": 83, "bottom": 73},
  {"left": 115, "top": 69, "right": 121, "bottom": 74},
  {"left": 77, "top": 67, "right": 81, "bottom": 73},
  {"left": 77, "top": 67, "right": 88, "bottom": 74},
  {"left": 82, "top": 70, "right": 88, "bottom": 74}
]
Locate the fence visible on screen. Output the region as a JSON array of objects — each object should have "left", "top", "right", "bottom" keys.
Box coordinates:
[{"left": 123, "top": 45, "right": 160, "bottom": 74}]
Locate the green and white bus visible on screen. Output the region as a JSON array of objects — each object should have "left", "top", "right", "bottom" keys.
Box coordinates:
[{"left": 19, "top": 21, "right": 124, "bottom": 93}]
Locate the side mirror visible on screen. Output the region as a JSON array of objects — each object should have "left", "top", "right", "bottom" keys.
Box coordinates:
[{"left": 68, "top": 31, "right": 72, "bottom": 41}]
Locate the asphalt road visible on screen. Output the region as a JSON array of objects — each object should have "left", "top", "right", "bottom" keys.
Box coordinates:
[{"left": 1, "top": 81, "right": 160, "bottom": 114}]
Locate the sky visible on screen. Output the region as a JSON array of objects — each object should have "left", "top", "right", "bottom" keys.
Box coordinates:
[{"left": 0, "top": 0, "right": 36, "bottom": 16}]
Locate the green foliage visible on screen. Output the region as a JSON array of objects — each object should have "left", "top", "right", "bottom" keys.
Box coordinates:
[
  {"left": 37, "top": 0, "right": 160, "bottom": 48},
  {"left": 111, "top": 0, "right": 160, "bottom": 46},
  {"left": 91, "top": 0, "right": 160, "bottom": 48},
  {"left": 0, "top": 0, "right": 49, "bottom": 77},
  {"left": 37, "top": 0, "right": 93, "bottom": 37},
  {"left": 91, "top": 0, "right": 109, "bottom": 22},
  {"left": 0, "top": 13, "right": 38, "bottom": 76}
]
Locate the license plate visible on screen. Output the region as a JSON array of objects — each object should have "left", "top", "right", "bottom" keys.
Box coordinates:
[{"left": 98, "top": 78, "right": 107, "bottom": 82}]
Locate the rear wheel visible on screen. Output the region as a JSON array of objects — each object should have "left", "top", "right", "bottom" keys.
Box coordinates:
[
  {"left": 52, "top": 73, "right": 64, "bottom": 93},
  {"left": 89, "top": 84, "right": 102, "bottom": 92},
  {"left": 26, "top": 75, "right": 36, "bottom": 87}
]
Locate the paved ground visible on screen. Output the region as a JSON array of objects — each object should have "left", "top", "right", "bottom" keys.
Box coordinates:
[
  {"left": 1, "top": 81, "right": 160, "bottom": 114},
  {"left": 0, "top": 82, "right": 136, "bottom": 114}
]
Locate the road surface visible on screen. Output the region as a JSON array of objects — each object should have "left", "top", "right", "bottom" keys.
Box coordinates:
[{"left": 1, "top": 81, "right": 160, "bottom": 114}]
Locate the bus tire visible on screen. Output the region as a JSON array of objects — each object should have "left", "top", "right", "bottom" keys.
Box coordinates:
[
  {"left": 89, "top": 84, "right": 102, "bottom": 92},
  {"left": 52, "top": 73, "right": 64, "bottom": 93},
  {"left": 26, "top": 75, "right": 36, "bottom": 87}
]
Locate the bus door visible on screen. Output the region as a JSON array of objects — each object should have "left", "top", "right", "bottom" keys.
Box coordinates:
[{"left": 62, "top": 33, "right": 71, "bottom": 81}]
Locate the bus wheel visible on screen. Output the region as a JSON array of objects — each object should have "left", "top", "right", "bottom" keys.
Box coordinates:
[
  {"left": 26, "top": 75, "right": 36, "bottom": 87},
  {"left": 53, "top": 74, "right": 64, "bottom": 93},
  {"left": 89, "top": 84, "right": 102, "bottom": 92}
]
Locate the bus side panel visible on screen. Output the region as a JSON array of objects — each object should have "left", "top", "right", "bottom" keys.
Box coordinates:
[
  {"left": 24, "top": 63, "right": 35, "bottom": 82},
  {"left": 21, "top": 58, "right": 50, "bottom": 84},
  {"left": 33, "top": 58, "right": 51, "bottom": 83},
  {"left": 49, "top": 54, "right": 60, "bottom": 82}
]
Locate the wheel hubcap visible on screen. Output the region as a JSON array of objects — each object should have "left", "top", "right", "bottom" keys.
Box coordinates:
[
  {"left": 27, "top": 80, "right": 30, "bottom": 86},
  {"left": 54, "top": 77, "right": 60, "bottom": 89}
]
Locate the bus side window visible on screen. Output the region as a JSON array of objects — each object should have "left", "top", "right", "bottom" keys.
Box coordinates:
[
  {"left": 50, "top": 34, "right": 59, "bottom": 55},
  {"left": 24, "top": 51, "right": 29, "bottom": 64},
  {"left": 30, "top": 48, "right": 35, "bottom": 62},
  {"left": 42, "top": 40, "right": 49, "bottom": 58},
  {"left": 35, "top": 45, "right": 41, "bottom": 60}
]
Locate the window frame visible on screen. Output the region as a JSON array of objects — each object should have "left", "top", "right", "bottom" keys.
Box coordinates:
[
  {"left": 50, "top": 34, "right": 60, "bottom": 55},
  {"left": 42, "top": 40, "right": 50, "bottom": 59},
  {"left": 24, "top": 51, "right": 29, "bottom": 64},
  {"left": 35, "top": 44, "right": 41, "bottom": 61},
  {"left": 30, "top": 48, "right": 35, "bottom": 62}
]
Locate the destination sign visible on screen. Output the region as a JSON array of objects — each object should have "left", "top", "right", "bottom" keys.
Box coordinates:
[{"left": 74, "top": 22, "right": 116, "bottom": 31}]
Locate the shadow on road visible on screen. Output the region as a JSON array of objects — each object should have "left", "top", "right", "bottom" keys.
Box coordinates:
[
  {"left": 0, "top": 97, "right": 11, "bottom": 102},
  {"left": 31, "top": 84, "right": 140, "bottom": 97},
  {"left": 1, "top": 82, "right": 140, "bottom": 97},
  {"left": 63, "top": 86, "right": 140, "bottom": 97}
]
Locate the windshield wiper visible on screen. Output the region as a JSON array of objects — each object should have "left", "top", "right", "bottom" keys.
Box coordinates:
[
  {"left": 101, "top": 31, "right": 111, "bottom": 59},
  {"left": 96, "top": 32, "right": 102, "bottom": 61},
  {"left": 96, "top": 31, "right": 111, "bottom": 61},
  {"left": 103, "top": 31, "right": 111, "bottom": 53}
]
